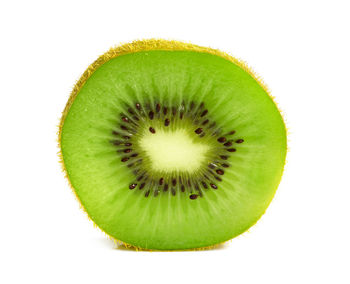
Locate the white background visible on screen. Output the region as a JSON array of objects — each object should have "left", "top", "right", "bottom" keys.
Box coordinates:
[{"left": 1, "top": 1, "right": 349, "bottom": 283}]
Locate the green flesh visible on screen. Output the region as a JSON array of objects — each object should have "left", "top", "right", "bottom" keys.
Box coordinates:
[{"left": 60, "top": 50, "right": 287, "bottom": 250}]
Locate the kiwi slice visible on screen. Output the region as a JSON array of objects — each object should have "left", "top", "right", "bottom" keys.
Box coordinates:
[{"left": 59, "top": 39, "right": 287, "bottom": 250}]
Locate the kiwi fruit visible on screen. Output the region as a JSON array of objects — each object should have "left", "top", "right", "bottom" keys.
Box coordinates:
[{"left": 58, "top": 39, "right": 287, "bottom": 250}]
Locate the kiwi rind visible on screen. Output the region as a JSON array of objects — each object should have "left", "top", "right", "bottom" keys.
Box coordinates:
[{"left": 58, "top": 39, "right": 287, "bottom": 251}]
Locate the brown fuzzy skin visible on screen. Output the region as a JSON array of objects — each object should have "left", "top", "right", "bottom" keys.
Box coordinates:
[{"left": 57, "top": 39, "right": 279, "bottom": 251}]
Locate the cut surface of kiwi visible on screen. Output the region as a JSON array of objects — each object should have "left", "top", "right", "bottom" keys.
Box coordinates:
[{"left": 59, "top": 40, "right": 287, "bottom": 250}]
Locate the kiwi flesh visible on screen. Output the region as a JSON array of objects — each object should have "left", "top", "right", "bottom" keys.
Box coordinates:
[{"left": 59, "top": 39, "right": 287, "bottom": 250}]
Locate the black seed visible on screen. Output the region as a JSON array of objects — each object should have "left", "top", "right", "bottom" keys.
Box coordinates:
[
  {"left": 129, "top": 183, "right": 137, "bottom": 189},
  {"left": 195, "top": 184, "right": 199, "bottom": 191},
  {"left": 201, "top": 181, "right": 208, "bottom": 189},
  {"left": 215, "top": 176, "right": 222, "bottom": 182},
  {"left": 217, "top": 137, "right": 226, "bottom": 143},
  {"left": 124, "top": 149, "right": 132, "bottom": 153},
  {"left": 203, "top": 174, "right": 210, "bottom": 180},
  {"left": 112, "top": 140, "right": 122, "bottom": 145},
  {"left": 154, "top": 190, "right": 159, "bottom": 197},
  {"left": 195, "top": 128, "right": 203, "bottom": 134},
  {"left": 199, "top": 132, "right": 206, "bottom": 138},
  {"left": 135, "top": 103, "right": 141, "bottom": 110},
  {"left": 156, "top": 103, "right": 161, "bottom": 113},
  {"left": 164, "top": 184, "right": 169, "bottom": 191},
  {"left": 137, "top": 175, "right": 144, "bottom": 181},
  {"left": 210, "top": 183, "right": 218, "bottom": 189},
  {"left": 236, "top": 139, "right": 244, "bottom": 143},
  {"left": 181, "top": 185, "right": 185, "bottom": 192},
  {"left": 199, "top": 102, "right": 205, "bottom": 108},
  {"left": 148, "top": 111, "right": 154, "bottom": 120},
  {"left": 132, "top": 116, "right": 139, "bottom": 121},
  {"left": 149, "top": 127, "right": 156, "bottom": 134},
  {"left": 220, "top": 155, "right": 228, "bottom": 160},
  {"left": 172, "top": 178, "right": 177, "bottom": 186},
  {"left": 227, "top": 148, "right": 236, "bottom": 152},
  {"left": 121, "top": 157, "right": 129, "bottom": 162},
  {"left": 145, "top": 190, "right": 150, "bottom": 197},
  {"left": 130, "top": 153, "right": 138, "bottom": 158},
  {"left": 171, "top": 188, "right": 176, "bottom": 196},
  {"left": 208, "top": 163, "right": 216, "bottom": 169},
  {"left": 159, "top": 178, "right": 164, "bottom": 185},
  {"left": 139, "top": 183, "right": 145, "bottom": 189},
  {"left": 224, "top": 141, "right": 232, "bottom": 147},
  {"left": 200, "top": 110, "right": 208, "bottom": 117},
  {"left": 228, "top": 130, "right": 236, "bottom": 135},
  {"left": 172, "top": 107, "right": 177, "bottom": 116},
  {"left": 180, "top": 111, "right": 184, "bottom": 119},
  {"left": 190, "top": 102, "right": 195, "bottom": 110},
  {"left": 216, "top": 169, "right": 224, "bottom": 175},
  {"left": 163, "top": 107, "right": 167, "bottom": 115},
  {"left": 122, "top": 117, "right": 129, "bottom": 123},
  {"left": 128, "top": 108, "right": 135, "bottom": 115},
  {"left": 202, "top": 119, "right": 209, "bottom": 125},
  {"left": 121, "top": 125, "right": 128, "bottom": 131},
  {"left": 189, "top": 194, "right": 198, "bottom": 200},
  {"left": 164, "top": 118, "right": 170, "bottom": 126},
  {"left": 124, "top": 143, "right": 132, "bottom": 146},
  {"left": 188, "top": 180, "right": 191, "bottom": 187},
  {"left": 127, "top": 163, "right": 134, "bottom": 168},
  {"left": 222, "top": 163, "right": 230, "bottom": 168}
]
